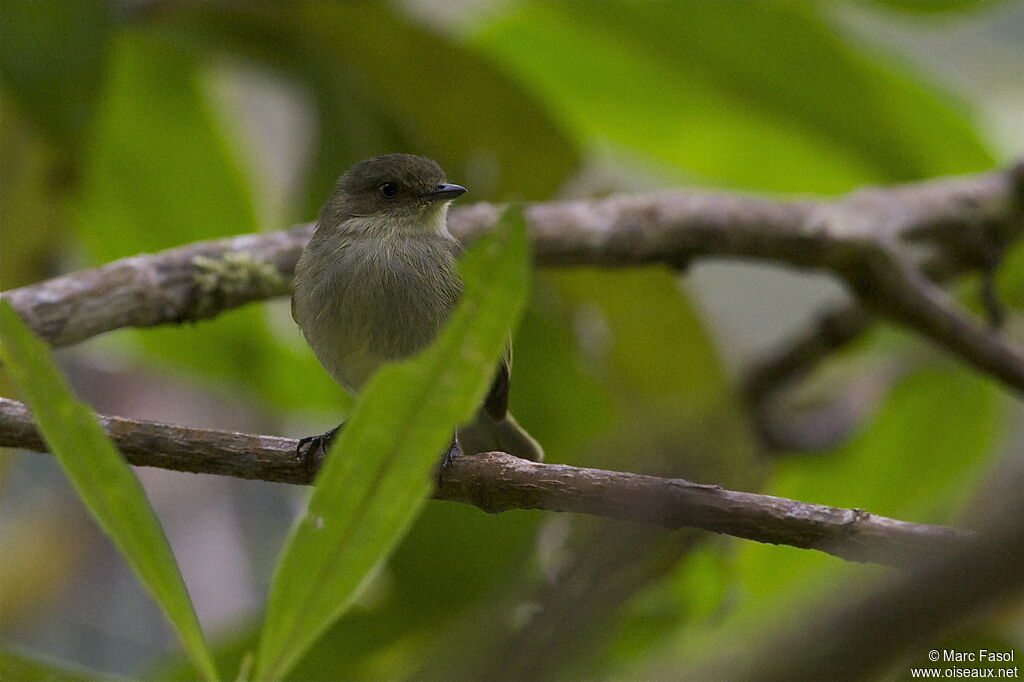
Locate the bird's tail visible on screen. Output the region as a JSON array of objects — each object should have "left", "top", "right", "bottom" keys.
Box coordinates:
[{"left": 459, "top": 410, "right": 544, "bottom": 462}]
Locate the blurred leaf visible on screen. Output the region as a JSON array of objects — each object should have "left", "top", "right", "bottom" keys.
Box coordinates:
[
  {"left": 866, "top": 0, "right": 1002, "bottom": 15},
  {"left": 473, "top": 2, "right": 993, "bottom": 193},
  {"left": 433, "top": 268, "right": 760, "bottom": 681},
  {"left": 769, "top": 366, "right": 1001, "bottom": 520},
  {"left": 0, "top": 301, "right": 218, "bottom": 682},
  {"left": 652, "top": 364, "right": 1004, "bottom": 674},
  {"left": 146, "top": 621, "right": 257, "bottom": 682},
  {"left": 74, "top": 31, "right": 258, "bottom": 258},
  {"left": 0, "top": 0, "right": 112, "bottom": 154},
  {"left": 508, "top": 281, "right": 619, "bottom": 459},
  {"left": 0, "top": 98, "right": 64, "bottom": 323},
  {"left": 0, "top": 645, "right": 121, "bottom": 682},
  {"left": 550, "top": 269, "right": 756, "bottom": 482},
  {"left": 998, "top": 240, "right": 1024, "bottom": 309},
  {"left": 282, "top": 502, "right": 543, "bottom": 680},
  {"left": 153, "top": 1, "right": 579, "bottom": 207},
  {"left": 71, "top": 30, "right": 342, "bottom": 410},
  {"left": 0, "top": 513, "right": 85, "bottom": 629},
  {"left": 254, "top": 209, "right": 531, "bottom": 680},
  {"left": 294, "top": 3, "right": 577, "bottom": 200},
  {"left": 141, "top": 3, "right": 411, "bottom": 219}
]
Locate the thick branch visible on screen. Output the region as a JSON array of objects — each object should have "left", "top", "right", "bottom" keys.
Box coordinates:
[
  {"left": 3, "top": 164, "right": 1020, "bottom": 349},
  {"left": 0, "top": 397, "right": 971, "bottom": 567},
  {"left": 0, "top": 227, "right": 305, "bottom": 348}
]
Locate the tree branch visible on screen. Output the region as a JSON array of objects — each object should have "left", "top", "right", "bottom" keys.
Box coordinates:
[
  {"left": 4, "top": 163, "right": 1020, "bottom": 345},
  {"left": 0, "top": 397, "right": 972, "bottom": 567},
  {"left": 740, "top": 162, "right": 1024, "bottom": 448},
  {"left": 697, "top": 471, "right": 1024, "bottom": 681},
  {"left": 742, "top": 304, "right": 877, "bottom": 451}
]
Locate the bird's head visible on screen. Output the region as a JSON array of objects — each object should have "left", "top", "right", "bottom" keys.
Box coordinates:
[{"left": 321, "top": 154, "right": 467, "bottom": 236}]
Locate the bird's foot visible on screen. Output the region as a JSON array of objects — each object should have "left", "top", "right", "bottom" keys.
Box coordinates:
[
  {"left": 436, "top": 434, "right": 461, "bottom": 487},
  {"left": 297, "top": 423, "right": 343, "bottom": 478}
]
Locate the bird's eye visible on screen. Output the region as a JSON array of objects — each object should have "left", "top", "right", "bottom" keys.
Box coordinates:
[{"left": 378, "top": 182, "right": 398, "bottom": 199}]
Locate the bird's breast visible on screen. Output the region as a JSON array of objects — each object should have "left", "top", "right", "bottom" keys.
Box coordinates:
[{"left": 293, "top": 235, "right": 462, "bottom": 391}]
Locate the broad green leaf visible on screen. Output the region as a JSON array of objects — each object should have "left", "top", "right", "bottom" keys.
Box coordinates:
[
  {"left": 472, "top": 2, "right": 992, "bottom": 193},
  {"left": 293, "top": 2, "right": 578, "bottom": 201},
  {"left": 0, "top": 645, "right": 121, "bottom": 682},
  {"left": 254, "top": 208, "right": 531, "bottom": 681},
  {"left": 0, "top": 301, "right": 218, "bottom": 682},
  {"left": 550, "top": 269, "right": 756, "bottom": 482},
  {"left": 74, "top": 32, "right": 258, "bottom": 257},
  {"left": 502, "top": 283, "right": 619, "bottom": 460}
]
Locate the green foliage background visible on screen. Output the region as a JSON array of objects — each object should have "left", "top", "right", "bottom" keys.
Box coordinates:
[{"left": 1, "top": 1, "right": 1021, "bottom": 679}]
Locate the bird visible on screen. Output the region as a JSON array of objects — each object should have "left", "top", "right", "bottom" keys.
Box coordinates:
[{"left": 290, "top": 153, "right": 543, "bottom": 475}]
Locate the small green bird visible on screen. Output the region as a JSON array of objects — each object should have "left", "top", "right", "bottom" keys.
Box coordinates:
[{"left": 291, "top": 154, "right": 543, "bottom": 471}]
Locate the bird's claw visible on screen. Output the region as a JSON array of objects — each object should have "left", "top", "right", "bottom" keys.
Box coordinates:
[
  {"left": 437, "top": 435, "right": 461, "bottom": 487},
  {"left": 297, "top": 424, "right": 341, "bottom": 478}
]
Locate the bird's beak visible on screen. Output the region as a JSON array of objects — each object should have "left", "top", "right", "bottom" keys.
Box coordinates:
[{"left": 428, "top": 183, "right": 467, "bottom": 201}]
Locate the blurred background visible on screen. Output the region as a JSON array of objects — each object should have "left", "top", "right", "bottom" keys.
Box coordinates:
[{"left": 1, "top": 1, "right": 1023, "bottom": 679}]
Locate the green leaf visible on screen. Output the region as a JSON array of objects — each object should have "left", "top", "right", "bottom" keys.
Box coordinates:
[
  {"left": 151, "top": 1, "right": 579, "bottom": 206},
  {"left": 473, "top": 2, "right": 992, "bottom": 193},
  {"left": 866, "top": 0, "right": 1001, "bottom": 15},
  {"left": 293, "top": 2, "right": 578, "bottom": 201},
  {"left": 0, "top": 645, "right": 121, "bottom": 682},
  {"left": 74, "top": 31, "right": 259, "bottom": 258},
  {"left": 768, "top": 366, "right": 1001, "bottom": 521},
  {"left": 0, "top": 0, "right": 112, "bottom": 154},
  {"left": 549, "top": 269, "right": 756, "bottom": 484},
  {"left": 998, "top": 240, "right": 1024, "bottom": 310},
  {"left": 0, "top": 301, "right": 219, "bottom": 682},
  {"left": 70, "top": 30, "right": 343, "bottom": 410},
  {"left": 253, "top": 208, "right": 531, "bottom": 681},
  {"left": 661, "top": 365, "right": 1003, "bottom": 672}
]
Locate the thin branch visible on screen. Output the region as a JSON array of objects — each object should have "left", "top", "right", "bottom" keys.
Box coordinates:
[
  {"left": 742, "top": 304, "right": 878, "bottom": 451},
  {"left": 742, "top": 304, "right": 874, "bottom": 405},
  {"left": 744, "top": 233, "right": 1018, "bottom": 452},
  {"left": 741, "top": 161, "right": 1024, "bottom": 446},
  {"left": 0, "top": 397, "right": 972, "bottom": 567},
  {"left": 848, "top": 246, "right": 1024, "bottom": 391},
  {"left": 743, "top": 220, "right": 1015, "bottom": 406},
  {"left": 696, "top": 473, "right": 1024, "bottom": 681}
]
